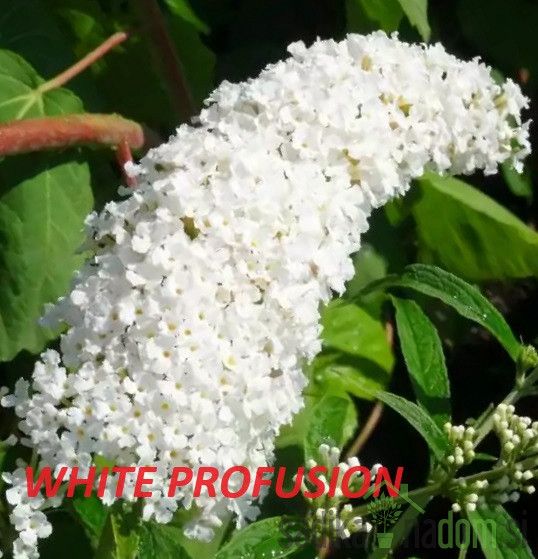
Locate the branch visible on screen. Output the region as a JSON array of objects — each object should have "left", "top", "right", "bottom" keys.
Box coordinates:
[
  {"left": 39, "top": 32, "right": 128, "bottom": 93},
  {"left": 345, "top": 401, "right": 384, "bottom": 459},
  {"left": 133, "top": 0, "right": 196, "bottom": 122},
  {"left": 345, "top": 321, "right": 393, "bottom": 459},
  {"left": 0, "top": 115, "right": 144, "bottom": 156}
]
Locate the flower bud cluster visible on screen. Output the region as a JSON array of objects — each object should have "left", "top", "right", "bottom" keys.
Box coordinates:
[
  {"left": 1, "top": 31, "right": 530, "bottom": 557},
  {"left": 492, "top": 404, "right": 538, "bottom": 494},
  {"left": 451, "top": 404, "right": 538, "bottom": 514},
  {"left": 312, "top": 505, "right": 367, "bottom": 541},
  {"left": 493, "top": 404, "right": 538, "bottom": 462},
  {"left": 443, "top": 423, "right": 477, "bottom": 469},
  {"left": 300, "top": 444, "right": 377, "bottom": 538}
]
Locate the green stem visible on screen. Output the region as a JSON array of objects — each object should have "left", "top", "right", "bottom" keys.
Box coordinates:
[
  {"left": 352, "top": 465, "right": 509, "bottom": 519},
  {"left": 458, "top": 542, "right": 469, "bottom": 559}
]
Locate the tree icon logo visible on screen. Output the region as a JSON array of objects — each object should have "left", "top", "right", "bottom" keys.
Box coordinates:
[{"left": 366, "top": 494, "right": 403, "bottom": 549}]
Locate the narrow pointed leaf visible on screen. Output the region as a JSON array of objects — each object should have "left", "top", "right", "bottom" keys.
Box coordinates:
[{"left": 392, "top": 296, "right": 450, "bottom": 427}]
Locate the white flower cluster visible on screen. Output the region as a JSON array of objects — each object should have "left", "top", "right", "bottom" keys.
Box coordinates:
[
  {"left": 302, "top": 444, "right": 377, "bottom": 538},
  {"left": 443, "top": 423, "right": 477, "bottom": 469},
  {"left": 451, "top": 404, "right": 538, "bottom": 513},
  {"left": 1, "top": 466, "right": 55, "bottom": 559},
  {"left": 1, "top": 31, "right": 530, "bottom": 557}
]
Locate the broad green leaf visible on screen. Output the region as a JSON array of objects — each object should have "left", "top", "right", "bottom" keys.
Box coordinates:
[
  {"left": 109, "top": 510, "right": 140, "bottom": 559},
  {"left": 313, "top": 352, "right": 391, "bottom": 402},
  {"left": 359, "top": 0, "right": 403, "bottom": 31},
  {"left": 304, "top": 394, "right": 356, "bottom": 462},
  {"left": 0, "top": 52, "right": 92, "bottom": 361},
  {"left": 277, "top": 388, "right": 357, "bottom": 451},
  {"left": 0, "top": 154, "right": 92, "bottom": 361},
  {"left": 313, "top": 299, "right": 394, "bottom": 400},
  {"left": 346, "top": 0, "right": 403, "bottom": 33},
  {"left": 72, "top": 493, "right": 108, "bottom": 548},
  {"left": 376, "top": 392, "right": 450, "bottom": 461},
  {"left": 139, "top": 524, "right": 193, "bottom": 559},
  {"left": 164, "top": 0, "right": 209, "bottom": 33},
  {"left": 467, "top": 505, "right": 534, "bottom": 559},
  {"left": 0, "top": 50, "right": 81, "bottom": 121},
  {"left": 321, "top": 300, "right": 388, "bottom": 359},
  {"left": 413, "top": 173, "right": 538, "bottom": 282},
  {"left": 396, "top": 0, "right": 430, "bottom": 41},
  {"left": 392, "top": 297, "right": 450, "bottom": 427},
  {"left": 361, "top": 264, "right": 520, "bottom": 360},
  {"left": 502, "top": 163, "right": 533, "bottom": 200},
  {"left": 214, "top": 517, "right": 303, "bottom": 559},
  {"left": 344, "top": 243, "right": 389, "bottom": 300}
]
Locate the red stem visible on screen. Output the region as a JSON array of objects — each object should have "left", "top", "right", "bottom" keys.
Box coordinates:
[
  {"left": 39, "top": 32, "right": 128, "bottom": 93},
  {"left": 0, "top": 114, "right": 144, "bottom": 156}
]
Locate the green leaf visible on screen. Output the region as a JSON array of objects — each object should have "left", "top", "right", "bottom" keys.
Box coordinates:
[
  {"left": 344, "top": 243, "right": 389, "bottom": 300},
  {"left": 214, "top": 517, "right": 303, "bottom": 559},
  {"left": 313, "top": 299, "right": 394, "bottom": 400},
  {"left": 276, "top": 387, "right": 357, "bottom": 451},
  {"left": 413, "top": 172, "right": 538, "bottom": 282},
  {"left": 72, "top": 493, "right": 108, "bottom": 548},
  {"left": 361, "top": 264, "right": 520, "bottom": 360},
  {"left": 392, "top": 297, "right": 450, "bottom": 427},
  {"left": 321, "top": 300, "right": 387, "bottom": 360},
  {"left": 164, "top": 0, "right": 209, "bottom": 33},
  {"left": 346, "top": 0, "right": 403, "bottom": 33},
  {"left": 0, "top": 152, "right": 92, "bottom": 361},
  {"left": 396, "top": 0, "right": 430, "bottom": 41},
  {"left": 304, "top": 394, "right": 356, "bottom": 462},
  {"left": 112, "top": 515, "right": 140, "bottom": 559},
  {"left": 139, "top": 524, "right": 193, "bottom": 559},
  {"left": 467, "top": 505, "right": 535, "bottom": 559},
  {"left": 0, "top": 51, "right": 92, "bottom": 361},
  {"left": 376, "top": 392, "right": 450, "bottom": 461},
  {"left": 502, "top": 163, "right": 533, "bottom": 200},
  {"left": 0, "top": 50, "right": 82, "bottom": 120}
]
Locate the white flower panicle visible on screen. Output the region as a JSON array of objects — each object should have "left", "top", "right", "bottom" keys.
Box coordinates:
[{"left": 1, "top": 31, "right": 530, "bottom": 557}]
